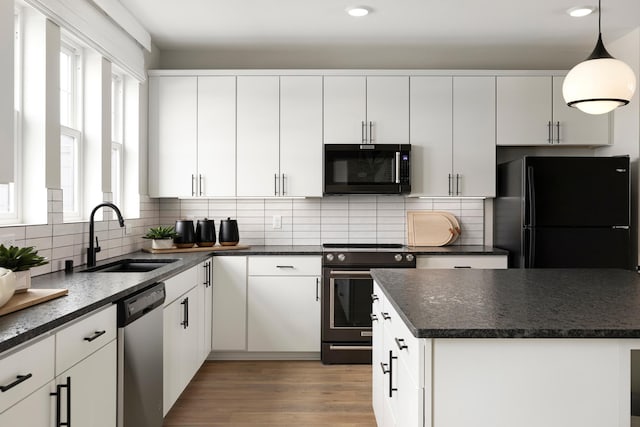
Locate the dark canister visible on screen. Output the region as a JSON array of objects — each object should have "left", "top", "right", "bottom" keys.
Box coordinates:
[
  {"left": 174, "top": 219, "right": 195, "bottom": 248},
  {"left": 218, "top": 217, "right": 239, "bottom": 246},
  {"left": 196, "top": 218, "right": 216, "bottom": 247}
]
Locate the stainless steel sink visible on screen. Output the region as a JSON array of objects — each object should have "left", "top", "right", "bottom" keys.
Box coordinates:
[{"left": 81, "top": 258, "right": 178, "bottom": 273}]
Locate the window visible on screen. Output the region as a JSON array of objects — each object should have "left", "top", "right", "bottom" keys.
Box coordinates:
[
  {"left": 0, "top": 8, "right": 21, "bottom": 223},
  {"left": 60, "top": 39, "right": 83, "bottom": 220},
  {"left": 111, "top": 72, "right": 124, "bottom": 207}
]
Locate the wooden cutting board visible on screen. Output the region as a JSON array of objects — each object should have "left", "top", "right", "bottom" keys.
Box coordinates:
[
  {"left": 0, "top": 289, "right": 68, "bottom": 316},
  {"left": 142, "top": 244, "right": 250, "bottom": 254},
  {"left": 407, "top": 211, "right": 456, "bottom": 246}
]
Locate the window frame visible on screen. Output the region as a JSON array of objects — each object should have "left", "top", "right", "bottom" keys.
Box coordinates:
[
  {"left": 111, "top": 71, "right": 124, "bottom": 207},
  {"left": 59, "top": 36, "right": 84, "bottom": 222}
]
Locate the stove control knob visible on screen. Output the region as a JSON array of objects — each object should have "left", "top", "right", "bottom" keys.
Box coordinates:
[
  {"left": 405, "top": 254, "right": 415, "bottom": 262},
  {"left": 326, "top": 253, "right": 334, "bottom": 262},
  {"left": 338, "top": 253, "right": 346, "bottom": 262},
  {"left": 394, "top": 254, "right": 403, "bottom": 262}
]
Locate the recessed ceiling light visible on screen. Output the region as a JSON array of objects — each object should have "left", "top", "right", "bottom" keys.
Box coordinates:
[
  {"left": 567, "top": 6, "right": 596, "bottom": 17},
  {"left": 346, "top": 6, "right": 371, "bottom": 17}
]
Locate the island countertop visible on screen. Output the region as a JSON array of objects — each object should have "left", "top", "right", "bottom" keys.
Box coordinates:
[{"left": 370, "top": 268, "right": 640, "bottom": 339}]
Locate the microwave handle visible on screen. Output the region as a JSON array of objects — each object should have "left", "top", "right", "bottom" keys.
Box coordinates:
[{"left": 395, "top": 152, "right": 400, "bottom": 184}]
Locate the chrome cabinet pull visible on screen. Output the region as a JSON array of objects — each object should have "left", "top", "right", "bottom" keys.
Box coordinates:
[
  {"left": 199, "top": 174, "right": 203, "bottom": 196},
  {"left": 448, "top": 174, "right": 453, "bottom": 196},
  {"left": 361, "top": 121, "right": 366, "bottom": 144},
  {"left": 274, "top": 174, "right": 279, "bottom": 196},
  {"left": 547, "top": 121, "right": 552, "bottom": 144},
  {"left": 83, "top": 330, "right": 106, "bottom": 342},
  {"left": 395, "top": 337, "right": 408, "bottom": 350},
  {"left": 369, "top": 121, "right": 373, "bottom": 144},
  {"left": 1, "top": 373, "right": 32, "bottom": 392},
  {"left": 456, "top": 174, "right": 461, "bottom": 196},
  {"left": 282, "top": 173, "right": 287, "bottom": 196},
  {"left": 556, "top": 121, "right": 560, "bottom": 144},
  {"left": 191, "top": 174, "right": 196, "bottom": 196}
]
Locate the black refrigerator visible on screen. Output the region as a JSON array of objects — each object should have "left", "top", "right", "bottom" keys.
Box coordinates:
[{"left": 494, "top": 156, "right": 631, "bottom": 269}]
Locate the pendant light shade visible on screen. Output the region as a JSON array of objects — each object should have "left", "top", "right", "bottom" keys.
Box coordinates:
[{"left": 562, "top": 0, "right": 637, "bottom": 115}]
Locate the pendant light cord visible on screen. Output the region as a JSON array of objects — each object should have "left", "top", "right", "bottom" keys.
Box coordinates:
[{"left": 598, "top": 0, "right": 601, "bottom": 35}]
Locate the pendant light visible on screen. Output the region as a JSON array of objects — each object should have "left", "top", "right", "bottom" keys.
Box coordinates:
[{"left": 562, "top": 0, "right": 636, "bottom": 115}]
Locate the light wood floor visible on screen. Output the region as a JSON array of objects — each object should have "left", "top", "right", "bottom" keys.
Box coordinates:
[{"left": 163, "top": 360, "right": 377, "bottom": 427}]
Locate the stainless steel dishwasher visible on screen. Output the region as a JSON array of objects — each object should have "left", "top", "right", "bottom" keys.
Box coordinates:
[{"left": 117, "top": 282, "right": 166, "bottom": 427}]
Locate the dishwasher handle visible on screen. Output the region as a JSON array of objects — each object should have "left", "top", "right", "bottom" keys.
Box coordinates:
[{"left": 118, "top": 282, "right": 166, "bottom": 327}]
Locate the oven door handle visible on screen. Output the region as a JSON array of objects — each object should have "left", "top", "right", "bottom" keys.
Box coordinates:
[{"left": 329, "top": 270, "right": 372, "bottom": 277}]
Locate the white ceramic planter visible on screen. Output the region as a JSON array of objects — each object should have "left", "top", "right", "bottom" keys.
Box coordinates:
[
  {"left": 0, "top": 267, "right": 16, "bottom": 307},
  {"left": 14, "top": 270, "right": 31, "bottom": 293},
  {"left": 152, "top": 239, "right": 174, "bottom": 250}
]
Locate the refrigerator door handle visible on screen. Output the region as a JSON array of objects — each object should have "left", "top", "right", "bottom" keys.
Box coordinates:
[{"left": 526, "top": 166, "right": 536, "bottom": 227}]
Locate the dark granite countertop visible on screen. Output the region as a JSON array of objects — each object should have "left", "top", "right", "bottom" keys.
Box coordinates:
[
  {"left": 370, "top": 268, "right": 640, "bottom": 339},
  {"left": 0, "top": 244, "right": 507, "bottom": 354}
]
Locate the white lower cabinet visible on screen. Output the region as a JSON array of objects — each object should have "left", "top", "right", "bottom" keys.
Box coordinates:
[
  {"left": 0, "top": 305, "right": 117, "bottom": 427},
  {"left": 373, "top": 281, "right": 426, "bottom": 427},
  {"left": 200, "top": 258, "right": 213, "bottom": 361},
  {"left": 211, "top": 256, "right": 248, "bottom": 351},
  {"left": 417, "top": 254, "right": 508, "bottom": 269},
  {"left": 163, "top": 265, "right": 202, "bottom": 415},
  {"left": 247, "top": 256, "right": 321, "bottom": 353}
]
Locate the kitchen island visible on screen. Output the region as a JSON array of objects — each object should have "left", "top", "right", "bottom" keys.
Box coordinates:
[{"left": 370, "top": 268, "right": 640, "bottom": 427}]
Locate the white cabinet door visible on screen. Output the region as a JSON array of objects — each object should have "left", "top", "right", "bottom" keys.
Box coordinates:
[
  {"left": 366, "top": 76, "right": 409, "bottom": 144},
  {"left": 247, "top": 276, "right": 321, "bottom": 352},
  {"left": 237, "top": 76, "right": 280, "bottom": 197},
  {"left": 371, "top": 283, "right": 385, "bottom": 423},
  {"left": 197, "top": 76, "right": 236, "bottom": 197},
  {"left": 0, "top": 381, "right": 54, "bottom": 426},
  {"left": 212, "top": 256, "right": 247, "bottom": 351},
  {"left": 409, "top": 76, "right": 453, "bottom": 197},
  {"left": 496, "top": 76, "right": 552, "bottom": 146},
  {"left": 324, "top": 76, "right": 367, "bottom": 144},
  {"left": 280, "top": 76, "right": 323, "bottom": 197},
  {"left": 149, "top": 76, "right": 197, "bottom": 197},
  {"left": 452, "top": 76, "right": 496, "bottom": 197},
  {"left": 199, "top": 258, "right": 213, "bottom": 361},
  {"left": 552, "top": 76, "right": 610, "bottom": 146},
  {"left": 163, "top": 286, "right": 199, "bottom": 414},
  {"left": 56, "top": 340, "right": 117, "bottom": 427}
]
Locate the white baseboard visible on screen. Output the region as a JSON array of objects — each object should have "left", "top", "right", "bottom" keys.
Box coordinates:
[{"left": 207, "top": 351, "right": 321, "bottom": 361}]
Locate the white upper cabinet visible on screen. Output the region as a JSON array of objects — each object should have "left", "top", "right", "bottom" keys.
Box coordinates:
[
  {"left": 236, "top": 76, "right": 281, "bottom": 197},
  {"left": 497, "top": 75, "right": 609, "bottom": 146},
  {"left": 149, "top": 76, "right": 197, "bottom": 197},
  {"left": 367, "top": 76, "right": 410, "bottom": 144},
  {"left": 452, "top": 76, "right": 496, "bottom": 197},
  {"left": 323, "top": 76, "right": 409, "bottom": 144},
  {"left": 149, "top": 75, "right": 236, "bottom": 197},
  {"left": 197, "top": 76, "right": 237, "bottom": 197},
  {"left": 409, "top": 76, "right": 453, "bottom": 197},
  {"left": 410, "top": 76, "right": 495, "bottom": 197},
  {"left": 279, "top": 76, "right": 323, "bottom": 197}
]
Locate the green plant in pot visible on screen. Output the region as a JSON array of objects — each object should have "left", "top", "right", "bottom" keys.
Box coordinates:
[
  {"left": 0, "top": 245, "right": 49, "bottom": 293},
  {"left": 144, "top": 225, "right": 179, "bottom": 250}
]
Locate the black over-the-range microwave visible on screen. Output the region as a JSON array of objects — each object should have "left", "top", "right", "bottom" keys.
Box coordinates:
[{"left": 323, "top": 144, "right": 411, "bottom": 194}]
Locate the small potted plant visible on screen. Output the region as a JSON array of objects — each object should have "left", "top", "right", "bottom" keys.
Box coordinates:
[
  {"left": 143, "top": 225, "right": 179, "bottom": 250},
  {"left": 0, "top": 244, "right": 49, "bottom": 293}
]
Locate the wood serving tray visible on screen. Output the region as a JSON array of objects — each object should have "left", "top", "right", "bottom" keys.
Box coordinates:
[{"left": 142, "top": 244, "right": 250, "bottom": 254}]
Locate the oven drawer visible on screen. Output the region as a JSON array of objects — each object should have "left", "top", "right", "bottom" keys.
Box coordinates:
[{"left": 249, "top": 256, "right": 321, "bottom": 276}]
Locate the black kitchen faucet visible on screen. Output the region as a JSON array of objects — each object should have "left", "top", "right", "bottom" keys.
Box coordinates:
[{"left": 87, "top": 202, "right": 125, "bottom": 267}]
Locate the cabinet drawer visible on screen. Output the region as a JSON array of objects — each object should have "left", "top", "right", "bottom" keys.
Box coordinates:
[
  {"left": 248, "top": 256, "right": 321, "bottom": 276},
  {"left": 164, "top": 265, "right": 199, "bottom": 305},
  {"left": 0, "top": 335, "right": 55, "bottom": 414},
  {"left": 417, "top": 255, "right": 507, "bottom": 269},
  {"left": 56, "top": 304, "right": 117, "bottom": 374},
  {"left": 385, "top": 304, "right": 425, "bottom": 388}
]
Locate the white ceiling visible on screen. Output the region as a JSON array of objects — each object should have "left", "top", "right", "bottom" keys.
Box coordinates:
[{"left": 119, "top": 0, "right": 640, "bottom": 69}]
